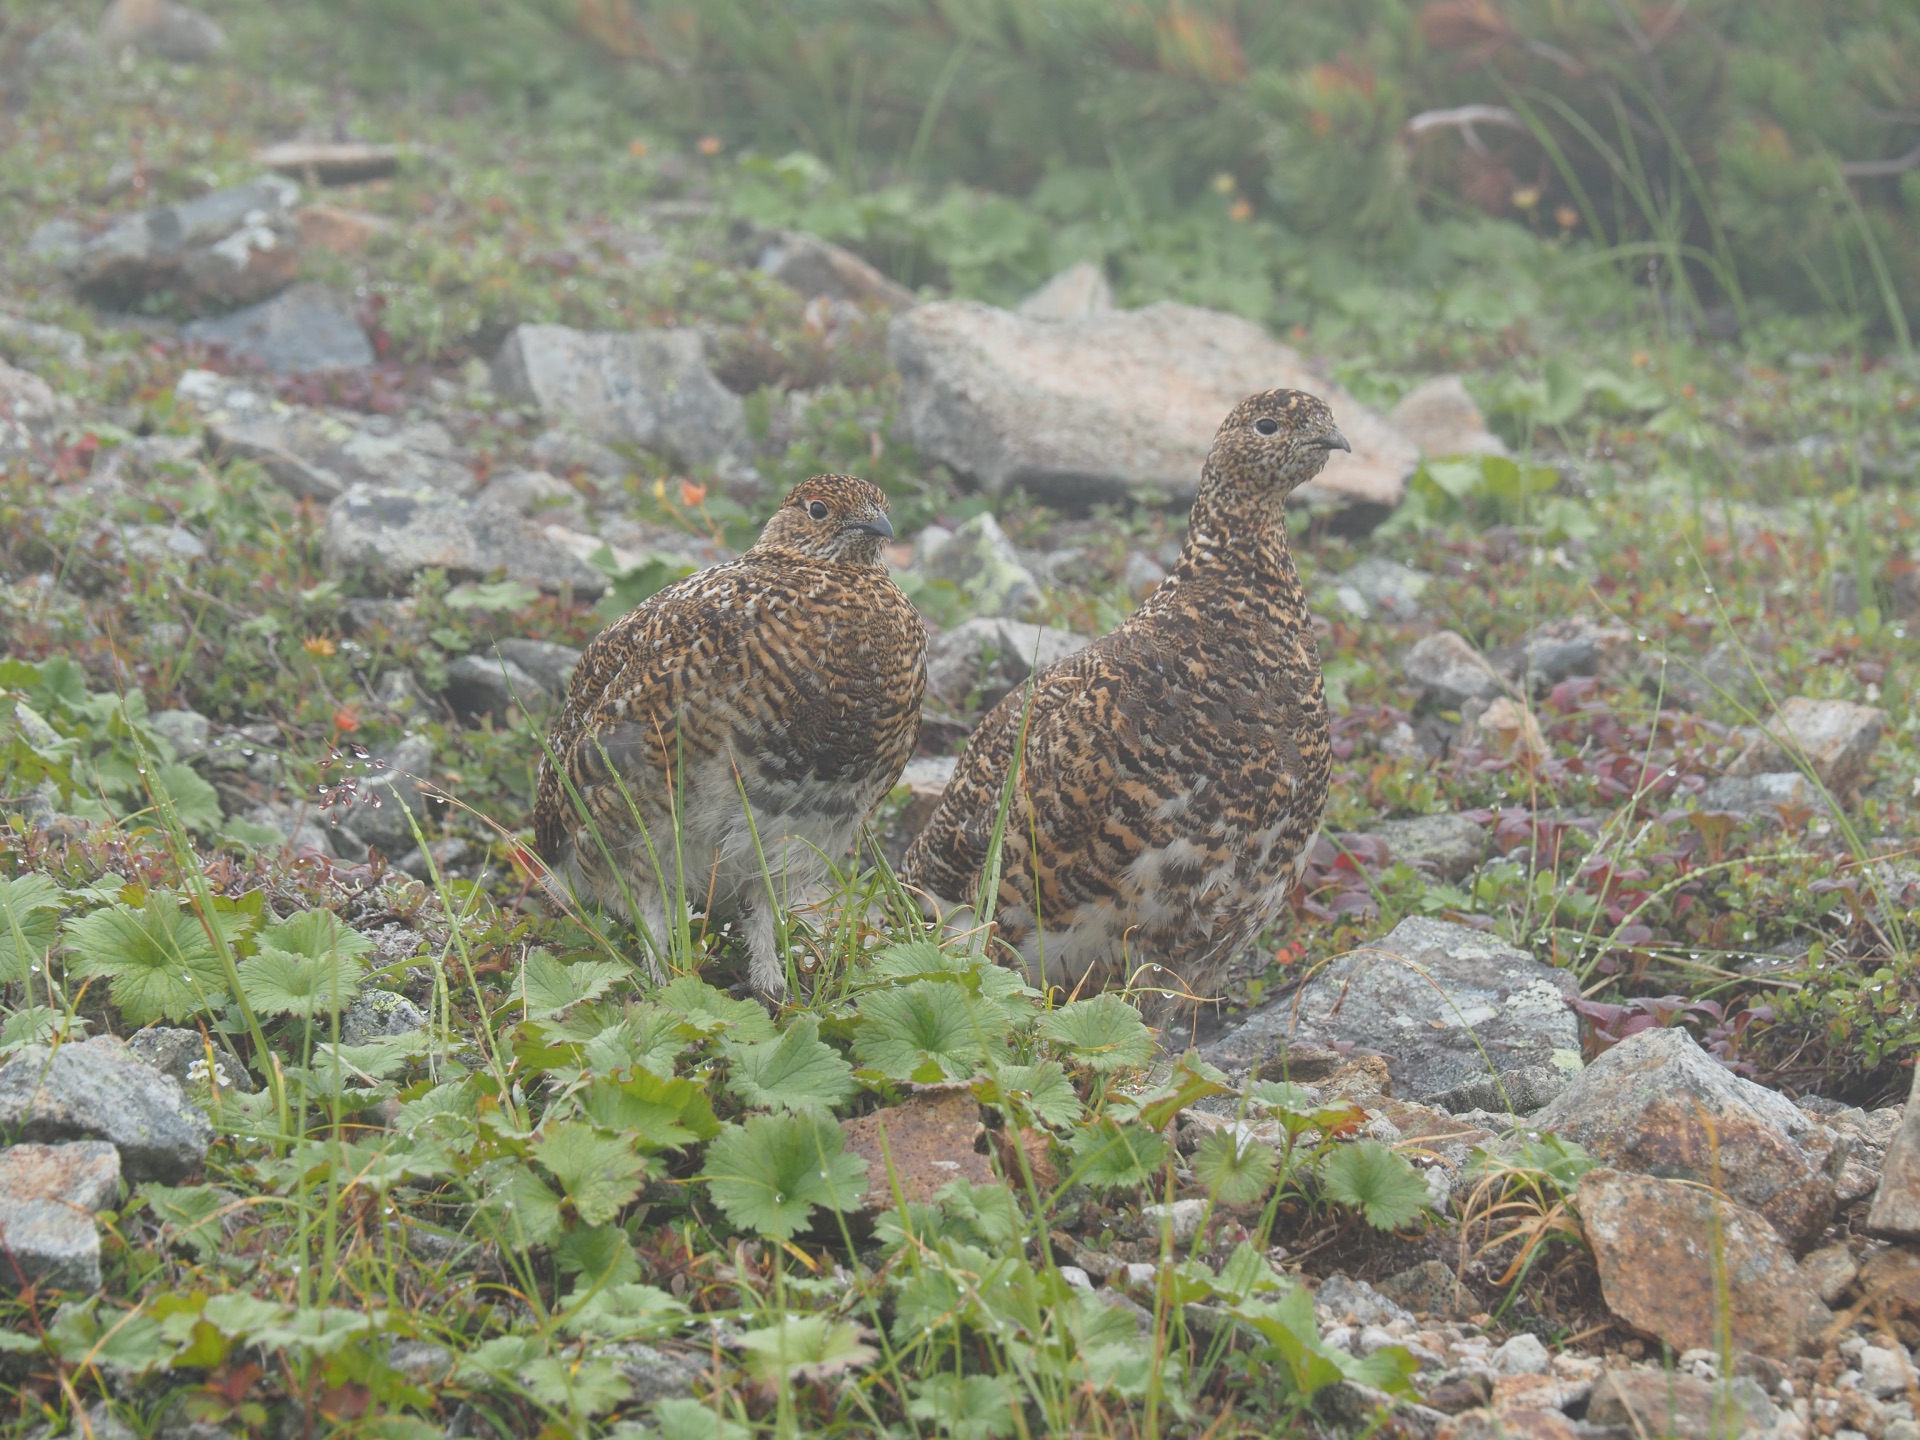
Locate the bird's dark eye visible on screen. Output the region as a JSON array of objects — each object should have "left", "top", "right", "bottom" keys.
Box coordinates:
[
  {"left": 807, "top": 500, "right": 830, "bottom": 521},
  {"left": 1254, "top": 417, "right": 1279, "bottom": 436}
]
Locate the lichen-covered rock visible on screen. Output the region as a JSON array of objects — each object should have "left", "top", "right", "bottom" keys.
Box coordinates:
[
  {"left": 0, "top": 1141, "right": 122, "bottom": 1291},
  {"left": 321, "top": 485, "right": 606, "bottom": 596},
  {"left": 1404, "top": 631, "right": 1506, "bottom": 707},
  {"left": 0, "top": 1037, "right": 211, "bottom": 1182},
  {"left": 181, "top": 283, "right": 373, "bottom": 373},
  {"left": 924, "top": 615, "right": 1090, "bottom": 710},
  {"left": 917, "top": 513, "right": 1041, "bottom": 619}
]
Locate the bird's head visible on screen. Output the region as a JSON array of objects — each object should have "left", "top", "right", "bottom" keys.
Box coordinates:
[
  {"left": 1208, "top": 389, "right": 1350, "bottom": 495},
  {"left": 756, "top": 474, "right": 896, "bottom": 565}
]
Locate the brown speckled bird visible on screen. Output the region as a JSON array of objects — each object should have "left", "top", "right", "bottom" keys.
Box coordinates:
[
  {"left": 901, "top": 390, "right": 1347, "bottom": 1018},
  {"left": 535, "top": 475, "right": 927, "bottom": 999}
]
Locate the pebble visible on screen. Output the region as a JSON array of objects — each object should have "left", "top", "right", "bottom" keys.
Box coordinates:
[{"left": 1491, "top": 1333, "right": 1552, "bottom": 1376}]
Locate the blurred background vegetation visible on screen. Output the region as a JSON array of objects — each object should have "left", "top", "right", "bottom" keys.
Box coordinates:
[{"left": 275, "top": 0, "right": 1919, "bottom": 339}]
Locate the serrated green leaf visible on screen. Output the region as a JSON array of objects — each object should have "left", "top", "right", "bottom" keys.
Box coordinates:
[
  {"left": 1193, "top": 1126, "right": 1279, "bottom": 1206},
  {"left": 445, "top": 579, "right": 541, "bottom": 612},
  {"left": 579, "top": 1068, "right": 719, "bottom": 1149},
  {"left": 517, "top": 950, "right": 629, "bottom": 1019},
  {"left": 1066, "top": 1119, "right": 1169, "bottom": 1193},
  {"left": 486, "top": 1160, "right": 566, "bottom": 1248},
  {"left": 535, "top": 1121, "right": 648, "bottom": 1226},
  {"left": 1320, "top": 1140, "right": 1430, "bottom": 1231},
  {"left": 239, "top": 947, "right": 365, "bottom": 1017},
  {"left": 142, "top": 1182, "right": 229, "bottom": 1261},
  {"left": 1039, "top": 994, "right": 1156, "bottom": 1073},
  {"left": 148, "top": 760, "right": 222, "bottom": 833},
  {"left": 907, "top": 1373, "right": 1018, "bottom": 1440},
  {"left": 725, "top": 1015, "right": 856, "bottom": 1113},
  {"left": 737, "top": 1314, "right": 875, "bottom": 1385},
  {"left": 650, "top": 1398, "right": 752, "bottom": 1440},
  {"left": 700, "top": 1112, "right": 867, "bottom": 1239},
  {"left": 976, "top": 1061, "right": 1082, "bottom": 1128},
  {"left": 260, "top": 908, "right": 374, "bottom": 963},
  {"left": 655, "top": 974, "right": 776, "bottom": 1044},
  {"left": 561, "top": 1281, "right": 688, "bottom": 1340},
  {"left": 64, "top": 894, "right": 230, "bottom": 1025},
  {"left": 854, "top": 979, "right": 1004, "bottom": 1082},
  {"left": 0, "top": 873, "right": 60, "bottom": 984}
]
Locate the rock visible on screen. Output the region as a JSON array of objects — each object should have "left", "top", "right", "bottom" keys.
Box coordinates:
[
  {"left": 924, "top": 615, "right": 1089, "bottom": 712},
  {"left": 323, "top": 733, "right": 435, "bottom": 854},
  {"left": 1387, "top": 377, "right": 1506, "bottom": 460},
  {"left": 321, "top": 486, "right": 606, "bottom": 596},
  {"left": 21, "top": 21, "right": 104, "bottom": 74},
  {"left": 1799, "top": 1243, "right": 1859, "bottom": 1305},
  {"left": 1467, "top": 696, "right": 1548, "bottom": 763},
  {"left": 1140, "top": 1198, "right": 1208, "bottom": 1243},
  {"left": 1373, "top": 813, "right": 1488, "bottom": 883},
  {"left": 182, "top": 283, "right": 373, "bottom": 374},
  {"left": 1578, "top": 1169, "right": 1829, "bottom": 1360},
  {"left": 443, "top": 652, "right": 546, "bottom": 722},
  {"left": 1489, "top": 1334, "right": 1551, "bottom": 1377},
  {"left": 243, "top": 801, "right": 334, "bottom": 856},
  {"left": 1530, "top": 1027, "right": 1842, "bottom": 1251},
  {"left": 1404, "top": 631, "right": 1505, "bottom": 707},
  {"left": 68, "top": 177, "right": 300, "bottom": 312},
  {"left": 0, "top": 359, "right": 59, "bottom": 469},
  {"left": 1584, "top": 1368, "right": 1779, "bottom": 1439},
  {"left": 256, "top": 140, "right": 404, "bottom": 186},
  {"left": 1211, "top": 917, "right": 1580, "bottom": 1113},
  {"left": 1017, "top": 262, "right": 1114, "bottom": 321},
  {"left": 340, "top": 992, "right": 429, "bottom": 1046},
  {"left": 0, "top": 313, "right": 88, "bottom": 368},
  {"left": 27, "top": 219, "right": 89, "bottom": 268},
  {"left": 529, "top": 427, "right": 628, "bottom": 479},
  {"left": 396, "top": 837, "right": 471, "bottom": 881},
  {"left": 1727, "top": 697, "right": 1886, "bottom": 797},
  {"left": 149, "top": 708, "right": 211, "bottom": 760},
  {"left": 1331, "top": 556, "right": 1432, "bottom": 622},
  {"left": 1120, "top": 551, "right": 1168, "bottom": 595},
  {"left": 1313, "top": 1274, "right": 1416, "bottom": 1328},
  {"left": 1861, "top": 1345, "right": 1914, "bottom": 1399},
  {"left": 839, "top": 1090, "right": 994, "bottom": 1208},
  {"left": 889, "top": 300, "right": 1417, "bottom": 512},
  {"left": 492, "top": 639, "right": 583, "bottom": 699},
  {"left": 1437, "top": 1408, "right": 1578, "bottom": 1440},
  {"left": 1697, "top": 771, "right": 1823, "bottom": 822},
  {"left": 99, "top": 0, "right": 228, "bottom": 62},
  {"left": 387, "top": 1338, "right": 455, "bottom": 1385},
  {"left": 125, "top": 1028, "right": 255, "bottom": 1095},
  {"left": 1494, "top": 616, "right": 1635, "bottom": 690},
  {"left": 1868, "top": 1070, "right": 1920, "bottom": 1240},
  {"left": 0, "top": 1141, "right": 121, "bottom": 1291},
  {"left": 1376, "top": 1260, "right": 1472, "bottom": 1319},
  {"left": 295, "top": 203, "right": 391, "bottom": 255},
  {"left": 477, "top": 468, "right": 586, "bottom": 521},
  {"left": 491, "top": 324, "right": 748, "bottom": 471},
  {"left": 916, "top": 513, "right": 1040, "bottom": 619},
  {"left": 599, "top": 1341, "right": 709, "bottom": 1405},
  {"left": 756, "top": 231, "right": 916, "bottom": 313},
  {"left": 0, "top": 1037, "right": 211, "bottom": 1182}
]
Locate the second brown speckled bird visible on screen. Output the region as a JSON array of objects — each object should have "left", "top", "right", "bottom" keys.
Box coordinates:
[
  {"left": 535, "top": 475, "right": 927, "bottom": 999},
  {"left": 901, "top": 390, "right": 1346, "bottom": 1018}
]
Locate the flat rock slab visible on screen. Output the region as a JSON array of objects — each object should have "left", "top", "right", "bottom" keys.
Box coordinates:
[
  {"left": 839, "top": 1090, "right": 994, "bottom": 1208},
  {"left": 256, "top": 140, "right": 404, "bottom": 186},
  {"left": 1370, "top": 813, "right": 1488, "bottom": 883},
  {"left": 1529, "top": 1026, "right": 1841, "bottom": 1251},
  {"left": 1577, "top": 1168, "right": 1830, "bottom": 1361},
  {"left": 757, "top": 230, "right": 916, "bottom": 312},
  {"left": 889, "top": 300, "right": 1417, "bottom": 512},
  {"left": 68, "top": 176, "right": 300, "bottom": 311},
  {"left": 182, "top": 282, "right": 372, "bottom": 373},
  {"left": 1202, "top": 917, "right": 1581, "bottom": 1114},
  {"left": 0, "top": 1141, "right": 121, "bottom": 1291},
  {"left": 322, "top": 485, "right": 607, "bottom": 597},
  {"left": 492, "top": 324, "right": 747, "bottom": 470},
  {"left": 1585, "top": 1368, "right": 1779, "bottom": 1440},
  {"left": 0, "top": 1037, "right": 211, "bottom": 1183},
  {"left": 1727, "top": 696, "right": 1886, "bottom": 797},
  {"left": 1868, "top": 1069, "right": 1920, "bottom": 1239}
]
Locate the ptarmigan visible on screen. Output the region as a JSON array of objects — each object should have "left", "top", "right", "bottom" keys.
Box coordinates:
[
  {"left": 535, "top": 475, "right": 927, "bottom": 999},
  {"left": 901, "top": 390, "right": 1347, "bottom": 1018}
]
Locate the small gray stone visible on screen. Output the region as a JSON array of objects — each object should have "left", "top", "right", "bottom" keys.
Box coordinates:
[
  {"left": 1726, "top": 697, "right": 1886, "bottom": 797},
  {"left": 924, "top": 615, "right": 1089, "bottom": 710},
  {"left": 1313, "top": 1274, "right": 1415, "bottom": 1328},
  {"left": 396, "top": 838, "right": 472, "bottom": 881},
  {"left": 1204, "top": 917, "right": 1581, "bottom": 1114},
  {"left": 1120, "top": 551, "right": 1167, "bottom": 594},
  {"left": 492, "top": 638, "right": 584, "bottom": 698},
  {"left": 0, "top": 359, "right": 58, "bottom": 470},
  {"left": 443, "top": 652, "right": 546, "bottom": 722},
  {"left": 322, "top": 485, "right": 606, "bottom": 596},
  {"left": 199, "top": 386, "right": 474, "bottom": 504},
  {"left": 100, "top": 0, "right": 228, "bottom": 61},
  {"left": 757, "top": 231, "right": 916, "bottom": 312},
  {"left": 0, "top": 313, "right": 88, "bottom": 368},
  {"left": 387, "top": 1338, "right": 455, "bottom": 1385},
  {"left": 919, "top": 512, "right": 1040, "bottom": 619},
  {"left": 1139, "top": 1198, "right": 1208, "bottom": 1243},
  {"left": 1698, "top": 772, "right": 1823, "bottom": 822},
  {"left": 1330, "top": 556, "right": 1431, "bottom": 622},
  {"left": 598, "top": 1341, "right": 710, "bottom": 1405},
  {"left": 27, "top": 219, "right": 89, "bottom": 268},
  {"left": 1869, "top": 1068, "right": 1920, "bottom": 1241},
  {"left": 1386, "top": 376, "right": 1506, "bottom": 460},
  {"left": 324, "top": 733, "right": 435, "bottom": 853},
  {"left": 1496, "top": 616, "right": 1635, "bottom": 690},
  {"left": 0, "top": 1141, "right": 121, "bottom": 1292},
  {"left": 126, "top": 1028, "right": 255, "bottom": 1095},
  {"left": 0, "top": 1037, "right": 211, "bottom": 1183},
  {"left": 1862, "top": 1346, "right": 1915, "bottom": 1399},
  {"left": 492, "top": 324, "right": 748, "bottom": 471},
  {"left": 340, "top": 992, "right": 429, "bottom": 1046},
  {"left": 242, "top": 801, "right": 334, "bottom": 856},
  {"left": 182, "top": 283, "right": 372, "bottom": 374},
  {"left": 1016, "top": 261, "right": 1113, "bottom": 321},
  {"left": 1403, "top": 631, "right": 1505, "bottom": 707},
  {"left": 148, "top": 708, "right": 210, "bottom": 760},
  {"left": 477, "top": 467, "right": 586, "bottom": 520},
  {"left": 529, "top": 427, "right": 628, "bottom": 479},
  {"left": 1373, "top": 813, "right": 1487, "bottom": 883},
  {"left": 1490, "top": 1333, "right": 1551, "bottom": 1376}
]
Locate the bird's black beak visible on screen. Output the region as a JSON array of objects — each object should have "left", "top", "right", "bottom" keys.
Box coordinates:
[
  {"left": 1314, "top": 426, "right": 1352, "bottom": 454},
  {"left": 850, "top": 512, "right": 895, "bottom": 539}
]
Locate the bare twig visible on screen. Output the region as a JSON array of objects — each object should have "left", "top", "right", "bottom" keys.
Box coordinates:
[
  {"left": 1842, "top": 143, "right": 1920, "bottom": 179},
  {"left": 1404, "top": 104, "right": 1527, "bottom": 155}
]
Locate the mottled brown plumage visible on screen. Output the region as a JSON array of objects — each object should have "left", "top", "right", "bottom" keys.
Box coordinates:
[
  {"left": 535, "top": 475, "right": 927, "bottom": 999},
  {"left": 901, "top": 390, "right": 1346, "bottom": 1018}
]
